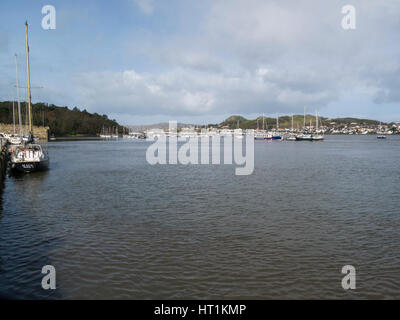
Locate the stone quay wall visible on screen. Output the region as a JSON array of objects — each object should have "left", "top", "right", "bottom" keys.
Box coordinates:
[{"left": 0, "top": 123, "right": 49, "bottom": 141}]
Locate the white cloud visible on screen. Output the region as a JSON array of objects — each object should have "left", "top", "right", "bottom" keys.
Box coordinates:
[
  {"left": 132, "top": 0, "right": 154, "bottom": 15},
  {"left": 70, "top": 0, "right": 400, "bottom": 122},
  {"left": 74, "top": 65, "right": 337, "bottom": 120}
]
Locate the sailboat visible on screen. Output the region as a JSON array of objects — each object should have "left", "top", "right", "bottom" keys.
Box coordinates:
[
  {"left": 100, "top": 125, "right": 111, "bottom": 139},
  {"left": 311, "top": 110, "right": 324, "bottom": 141},
  {"left": 233, "top": 120, "right": 243, "bottom": 139},
  {"left": 271, "top": 113, "right": 282, "bottom": 140},
  {"left": 9, "top": 22, "right": 49, "bottom": 173},
  {"left": 377, "top": 122, "right": 387, "bottom": 139},
  {"left": 254, "top": 114, "right": 271, "bottom": 140},
  {"left": 111, "top": 126, "right": 118, "bottom": 139},
  {"left": 286, "top": 114, "right": 297, "bottom": 141},
  {"left": 296, "top": 110, "right": 324, "bottom": 141}
]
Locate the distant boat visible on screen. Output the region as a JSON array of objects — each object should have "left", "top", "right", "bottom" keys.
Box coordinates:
[
  {"left": 233, "top": 120, "right": 243, "bottom": 139},
  {"left": 296, "top": 133, "right": 324, "bottom": 141},
  {"left": 111, "top": 126, "right": 118, "bottom": 139},
  {"left": 285, "top": 115, "right": 297, "bottom": 141},
  {"left": 286, "top": 135, "right": 297, "bottom": 141},
  {"left": 376, "top": 121, "right": 387, "bottom": 139},
  {"left": 296, "top": 111, "right": 324, "bottom": 141},
  {"left": 273, "top": 114, "right": 282, "bottom": 140},
  {"left": 100, "top": 125, "right": 111, "bottom": 139},
  {"left": 254, "top": 131, "right": 272, "bottom": 140},
  {"left": 254, "top": 131, "right": 266, "bottom": 140},
  {"left": 296, "top": 133, "right": 313, "bottom": 141}
]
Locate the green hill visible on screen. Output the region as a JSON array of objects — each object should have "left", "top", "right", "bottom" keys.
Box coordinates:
[
  {"left": 218, "top": 115, "right": 385, "bottom": 129},
  {"left": 220, "top": 114, "right": 328, "bottom": 129},
  {"left": 0, "top": 101, "right": 121, "bottom": 136}
]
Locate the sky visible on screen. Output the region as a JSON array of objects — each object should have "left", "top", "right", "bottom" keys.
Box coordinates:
[{"left": 1, "top": 0, "right": 400, "bottom": 125}]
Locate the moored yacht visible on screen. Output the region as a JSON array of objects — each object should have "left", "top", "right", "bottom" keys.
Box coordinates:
[
  {"left": 9, "top": 141, "right": 49, "bottom": 173},
  {"left": 9, "top": 22, "right": 50, "bottom": 173}
]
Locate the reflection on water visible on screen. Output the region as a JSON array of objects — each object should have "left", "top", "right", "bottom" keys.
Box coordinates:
[{"left": 0, "top": 136, "right": 399, "bottom": 299}]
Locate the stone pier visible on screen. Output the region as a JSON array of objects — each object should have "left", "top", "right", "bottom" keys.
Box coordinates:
[{"left": 0, "top": 123, "right": 49, "bottom": 141}]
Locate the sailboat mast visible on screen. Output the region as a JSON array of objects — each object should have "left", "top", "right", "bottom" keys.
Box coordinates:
[
  {"left": 304, "top": 106, "right": 306, "bottom": 129},
  {"left": 14, "top": 54, "right": 23, "bottom": 137},
  {"left": 262, "top": 113, "right": 264, "bottom": 130},
  {"left": 25, "top": 21, "right": 33, "bottom": 134},
  {"left": 276, "top": 113, "right": 279, "bottom": 130},
  {"left": 12, "top": 98, "right": 16, "bottom": 134},
  {"left": 292, "top": 114, "right": 294, "bottom": 132},
  {"left": 316, "top": 110, "right": 318, "bottom": 131}
]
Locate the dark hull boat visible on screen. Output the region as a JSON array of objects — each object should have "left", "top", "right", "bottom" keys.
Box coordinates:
[
  {"left": 9, "top": 143, "right": 49, "bottom": 173},
  {"left": 10, "top": 158, "right": 49, "bottom": 173},
  {"left": 296, "top": 133, "right": 324, "bottom": 141}
]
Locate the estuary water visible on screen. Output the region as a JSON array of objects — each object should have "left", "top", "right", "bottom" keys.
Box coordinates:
[{"left": 0, "top": 135, "right": 399, "bottom": 299}]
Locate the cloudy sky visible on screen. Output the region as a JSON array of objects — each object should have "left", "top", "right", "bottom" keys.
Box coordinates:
[{"left": 1, "top": 0, "right": 400, "bottom": 124}]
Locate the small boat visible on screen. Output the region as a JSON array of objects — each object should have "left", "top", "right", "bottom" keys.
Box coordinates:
[
  {"left": 254, "top": 131, "right": 266, "bottom": 140},
  {"left": 377, "top": 135, "right": 387, "bottom": 139},
  {"left": 233, "top": 121, "right": 243, "bottom": 139},
  {"left": 111, "top": 126, "right": 118, "bottom": 139},
  {"left": 311, "top": 134, "right": 324, "bottom": 141},
  {"left": 286, "top": 116, "right": 297, "bottom": 141},
  {"left": 254, "top": 131, "right": 272, "bottom": 140},
  {"left": 286, "top": 135, "right": 297, "bottom": 141},
  {"left": 296, "top": 133, "right": 313, "bottom": 141},
  {"left": 296, "top": 112, "right": 324, "bottom": 141},
  {"left": 296, "top": 133, "right": 324, "bottom": 141},
  {"left": 272, "top": 114, "right": 282, "bottom": 140}
]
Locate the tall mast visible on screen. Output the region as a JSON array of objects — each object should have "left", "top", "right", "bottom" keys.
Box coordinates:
[
  {"left": 14, "top": 54, "right": 23, "bottom": 137},
  {"left": 276, "top": 113, "right": 279, "bottom": 130},
  {"left": 304, "top": 106, "right": 306, "bottom": 129},
  {"left": 12, "top": 97, "right": 16, "bottom": 134},
  {"left": 25, "top": 21, "right": 33, "bottom": 134},
  {"left": 316, "top": 110, "right": 318, "bottom": 131},
  {"left": 262, "top": 113, "right": 264, "bottom": 130},
  {"left": 291, "top": 114, "right": 294, "bottom": 132}
]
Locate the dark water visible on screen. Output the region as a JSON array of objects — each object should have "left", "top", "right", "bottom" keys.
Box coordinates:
[{"left": 0, "top": 135, "right": 399, "bottom": 299}]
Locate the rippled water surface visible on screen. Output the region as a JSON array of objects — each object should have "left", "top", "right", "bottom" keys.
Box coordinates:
[{"left": 0, "top": 135, "right": 399, "bottom": 299}]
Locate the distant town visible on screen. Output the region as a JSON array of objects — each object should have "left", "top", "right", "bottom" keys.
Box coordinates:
[{"left": 128, "top": 115, "right": 400, "bottom": 136}]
